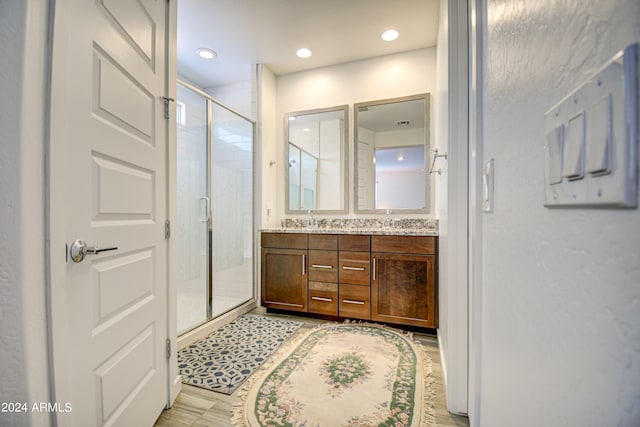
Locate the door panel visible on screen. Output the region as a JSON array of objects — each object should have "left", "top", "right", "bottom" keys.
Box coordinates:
[
  {"left": 210, "top": 102, "right": 255, "bottom": 317},
  {"left": 176, "top": 84, "right": 209, "bottom": 333},
  {"left": 49, "top": 0, "right": 170, "bottom": 424},
  {"left": 261, "top": 248, "right": 308, "bottom": 312},
  {"left": 92, "top": 154, "right": 155, "bottom": 219},
  {"left": 371, "top": 253, "right": 436, "bottom": 328},
  {"left": 93, "top": 46, "right": 155, "bottom": 142},
  {"left": 99, "top": 0, "right": 156, "bottom": 65}
]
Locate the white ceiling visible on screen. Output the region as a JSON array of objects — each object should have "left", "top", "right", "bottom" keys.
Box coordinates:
[{"left": 177, "top": 0, "right": 440, "bottom": 89}]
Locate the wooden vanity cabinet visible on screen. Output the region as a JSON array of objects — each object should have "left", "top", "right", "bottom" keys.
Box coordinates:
[
  {"left": 261, "top": 233, "right": 308, "bottom": 312},
  {"left": 261, "top": 232, "right": 437, "bottom": 328},
  {"left": 371, "top": 236, "right": 437, "bottom": 328}
]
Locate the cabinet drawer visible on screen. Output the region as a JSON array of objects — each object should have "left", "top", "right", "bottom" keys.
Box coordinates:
[
  {"left": 339, "top": 284, "right": 370, "bottom": 320},
  {"left": 261, "top": 233, "right": 307, "bottom": 249},
  {"left": 309, "top": 282, "right": 338, "bottom": 316},
  {"left": 308, "top": 250, "right": 338, "bottom": 282},
  {"left": 309, "top": 234, "right": 338, "bottom": 250},
  {"left": 338, "top": 235, "right": 370, "bottom": 252},
  {"left": 371, "top": 235, "right": 436, "bottom": 255},
  {"left": 339, "top": 252, "right": 370, "bottom": 285}
]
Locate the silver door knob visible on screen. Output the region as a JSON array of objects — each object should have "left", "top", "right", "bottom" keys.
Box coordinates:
[{"left": 69, "top": 239, "right": 118, "bottom": 263}]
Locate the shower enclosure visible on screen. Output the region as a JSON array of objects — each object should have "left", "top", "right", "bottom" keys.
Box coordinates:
[{"left": 176, "top": 81, "right": 255, "bottom": 334}]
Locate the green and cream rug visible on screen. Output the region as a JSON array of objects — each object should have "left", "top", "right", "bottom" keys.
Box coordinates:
[{"left": 233, "top": 322, "right": 436, "bottom": 427}]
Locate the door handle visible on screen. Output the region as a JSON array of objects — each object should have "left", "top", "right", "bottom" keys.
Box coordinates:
[{"left": 69, "top": 239, "right": 118, "bottom": 263}]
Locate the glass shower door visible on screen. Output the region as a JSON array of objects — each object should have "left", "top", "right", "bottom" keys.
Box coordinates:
[
  {"left": 176, "top": 84, "right": 210, "bottom": 334},
  {"left": 176, "top": 81, "right": 255, "bottom": 334},
  {"left": 210, "top": 103, "right": 254, "bottom": 318}
]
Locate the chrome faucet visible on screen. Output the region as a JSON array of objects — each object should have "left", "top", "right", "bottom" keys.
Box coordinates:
[
  {"left": 383, "top": 209, "right": 392, "bottom": 228},
  {"left": 307, "top": 209, "right": 317, "bottom": 228}
]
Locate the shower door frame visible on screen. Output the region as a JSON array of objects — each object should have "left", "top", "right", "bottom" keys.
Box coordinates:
[{"left": 177, "top": 79, "right": 257, "bottom": 336}]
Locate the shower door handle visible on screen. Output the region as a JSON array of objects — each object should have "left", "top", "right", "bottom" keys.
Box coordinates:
[{"left": 199, "top": 196, "right": 211, "bottom": 226}]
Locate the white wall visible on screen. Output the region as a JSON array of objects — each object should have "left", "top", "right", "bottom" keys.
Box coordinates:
[
  {"left": 478, "top": 1, "right": 640, "bottom": 426},
  {"left": 259, "top": 65, "right": 278, "bottom": 228},
  {"left": 205, "top": 78, "right": 256, "bottom": 121},
  {"left": 0, "top": 1, "right": 51, "bottom": 426},
  {"left": 274, "top": 48, "right": 437, "bottom": 221}
]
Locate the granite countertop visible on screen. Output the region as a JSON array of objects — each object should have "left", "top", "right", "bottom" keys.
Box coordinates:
[
  {"left": 260, "top": 217, "right": 439, "bottom": 237},
  {"left": 259, "top": 227, "right": 438, "bottom": 236}
]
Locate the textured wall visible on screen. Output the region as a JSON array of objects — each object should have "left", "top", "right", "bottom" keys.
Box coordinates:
[
  {"left": 0, "top": 1, "right": 50, "bottom": 426},
  {"left": 480, "top": 1, "right": 640, "bottom": 426},
  {"left": 0, "top": 2, "right": 30, "bottom": 421}
]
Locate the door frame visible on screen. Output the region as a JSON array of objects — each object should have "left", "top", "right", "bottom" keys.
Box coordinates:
[
  {"left": 166, "top": 0, "right": 181, "bottom": 407},
  {"left": 467, "top": 0, "right": 485, "bottom": 425}
]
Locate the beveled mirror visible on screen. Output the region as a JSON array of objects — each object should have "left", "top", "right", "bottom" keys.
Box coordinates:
[
  {"left": 285, "top": 105, "right": 349, "bottom": 213},
  {"left": 354, "top": 94, "right": 430, "bottom": 213}
]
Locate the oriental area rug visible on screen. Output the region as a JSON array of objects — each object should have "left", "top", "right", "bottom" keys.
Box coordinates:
[
  {"left": 177, "top": 315, "right": 303, "bottom": 395},
  {"left": 233, "top": 322, "right": 436, "bottom": 427}
]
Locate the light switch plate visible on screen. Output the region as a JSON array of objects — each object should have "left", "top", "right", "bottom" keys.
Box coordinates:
[{"left": 544, "top": 43, "right": 638, "bottom": 208}]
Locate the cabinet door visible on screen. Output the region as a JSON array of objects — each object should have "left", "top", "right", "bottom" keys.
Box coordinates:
[
  {"left": 371, "top": 253, "right": 436, "bottom": 328},
  {"left": 261, "top": 248, "right": 308, "bottom": 312}
]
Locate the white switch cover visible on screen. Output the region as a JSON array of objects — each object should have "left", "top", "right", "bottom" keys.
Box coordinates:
[
  {"left": 586, "top": 94, "right": 612, "bottom": 175},
  {"left": 544, "top": 43, "right": 638, "bottom": 208},
  {"left": 545, "top": 125, "right": 564, "bottom": 185},
  {"left": 563, "top": 112, "right": 585, "bottom": 180}
]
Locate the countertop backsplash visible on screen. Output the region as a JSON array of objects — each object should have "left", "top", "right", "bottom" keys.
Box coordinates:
[
  {"left": 260, "top": 217, "right": 439, "bottom": 236},
  {"left": 280, "top": 217, "right": 438, "bottom": 230}
]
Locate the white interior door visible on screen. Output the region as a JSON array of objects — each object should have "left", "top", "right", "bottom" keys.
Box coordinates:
[{"left": 49, "top": 0, "right": 171, "bottom": 425}]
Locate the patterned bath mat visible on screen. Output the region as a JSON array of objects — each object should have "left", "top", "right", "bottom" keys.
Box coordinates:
[
  {"left": 177, "top": 315, "right": 303, "bottom": 395},
  {"left": 233, "top": 323, "right": 436, "bottom": 427}
]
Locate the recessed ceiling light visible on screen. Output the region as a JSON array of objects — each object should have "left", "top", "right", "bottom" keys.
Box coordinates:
[
  {"left": 197, "top": 48, "right": 217, "bottom": 59},
  {"left": 381, "top": 29, "right": 399, "bottom": 42},
  {"left": 397, "top": 155, "right": 405, "bottom": 161},
  {"left": 296, "top": 48, "right": 312, "bottom": 59}
]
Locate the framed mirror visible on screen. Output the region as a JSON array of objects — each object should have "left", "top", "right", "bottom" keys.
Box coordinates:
[
  {"left": 285, "top": 105, "right": 349, "bottom": 213},
  {"left": 354, "top": 94, "right": 430, "bottom": 213}
]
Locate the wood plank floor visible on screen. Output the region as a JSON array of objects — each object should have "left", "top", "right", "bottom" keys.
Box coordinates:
[{"left": 155, "top": 308, "right": 469, "bottom": 427}]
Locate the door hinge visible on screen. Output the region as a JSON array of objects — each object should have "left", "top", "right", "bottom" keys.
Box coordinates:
[
  {"left": 165, "top": 219, "right": 171, "bottom": 239},
  {"left": 166, "top": 338, "right": 171, "bottom": 359},
  {"left": 162, "top": 96, "right": 174, "bottom": 120}
]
